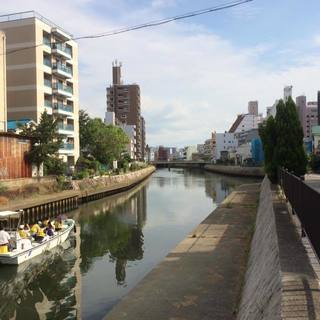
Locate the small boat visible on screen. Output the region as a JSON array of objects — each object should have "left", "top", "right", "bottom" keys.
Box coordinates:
[{"left": 0, "top": 210, "right": 75, "bottom": 265}]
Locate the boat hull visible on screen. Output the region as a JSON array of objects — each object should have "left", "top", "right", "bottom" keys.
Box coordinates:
[{"left": 0, "top": 219, "right": 75, "bottom": 265}]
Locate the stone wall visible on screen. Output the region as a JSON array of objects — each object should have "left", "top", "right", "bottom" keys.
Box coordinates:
[
  {"left": 71, "top": 166, "right": 155, "bottom": 191},
  {"left": 0, "top": 176, "right": 57, "bottom": 191},
  {"left": 237, "top": 177, "right": 282, "bottom": 320},
  {"left": 205, "top": 164, "right": 265, "bottom": 178}
]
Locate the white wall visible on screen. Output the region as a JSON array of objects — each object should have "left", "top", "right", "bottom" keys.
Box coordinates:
[{"left": 215, "top": 133, "right": 238, "bottom": 160}]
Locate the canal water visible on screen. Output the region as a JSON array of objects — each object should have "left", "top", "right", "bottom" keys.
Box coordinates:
[{"left": 0, "top": 168, "right": 258, "bottom": 320}]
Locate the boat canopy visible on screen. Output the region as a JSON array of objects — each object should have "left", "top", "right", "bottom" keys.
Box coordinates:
[{"left": 0, "top": 211, "right": 22, "bottom": 220}]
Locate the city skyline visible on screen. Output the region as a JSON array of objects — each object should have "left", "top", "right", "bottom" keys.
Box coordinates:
[{"left": 2, "top": 1, "right": 320, "bottom": 147}]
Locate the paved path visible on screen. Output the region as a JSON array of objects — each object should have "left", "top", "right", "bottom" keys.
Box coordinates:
[
  {"left": 105, "top": 183, "right": 260, "bottom": 320},
  {"left": 273, "top": 191, "right": 320, "bottom": 319}
]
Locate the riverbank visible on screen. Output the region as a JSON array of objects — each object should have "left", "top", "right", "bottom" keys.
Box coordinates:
[
  {"left": 105, "top": 182, "right": 261, "bottom": 320},
  {"left": 205, "top": 164, "right": 265, "bottom": 178},
  {"left": 0, "top": 166, "right": 155, "bottom": 212}
]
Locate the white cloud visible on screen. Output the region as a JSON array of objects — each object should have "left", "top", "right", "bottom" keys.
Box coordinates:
[{"left": 2, "top": 1, "right": 320, "bottom": 147}]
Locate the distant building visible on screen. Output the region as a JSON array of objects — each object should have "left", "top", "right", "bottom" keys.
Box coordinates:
[
  {"left": 157, "top": 146, "right": 169, "bottom": 161},
  {"left": 106, "top": 61, "right": 144, "bottom": 160},
  {"left": 296, "top": 95, "right": 318, "bottom": 141},
  {"left": 284, "top": 85, "right": 293, "bottom": 102},
  {"left": 248, "top": 101, "right": 258, "bottom": 116},
  {"left": 0, "top": 11, "right": 80, "bottom": 167},
  {"left": 0, "top": 30, "right": 6, "bottom": 132},
  {"left": 197, "top": 144, "right": 205, "bottom": 155},
  {"left": 235, "top": 128, "right": 260, "bottom": 146},
  {"left": 214, "top": 133, "right": 238, "bottom": 160},
  {"left": 229, "top": 113, "right": 262, "bottom": 133},
  {"left": 146, "top": 146, "right": 156, "bottom": 162},
  {"left": 141, "top": 116, "right": 146, "bottom": 161},
  {"left": 183, "top": 146, "right": 197, "bottom": 161}
]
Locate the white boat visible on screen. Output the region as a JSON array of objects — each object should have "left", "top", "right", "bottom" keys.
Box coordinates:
[{"left": 0, "top": 210, "right": 75, "bottom": 265}]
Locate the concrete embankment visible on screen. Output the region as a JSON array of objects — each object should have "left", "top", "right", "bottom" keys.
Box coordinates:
[
  {"left": 238, "top": 177, "right": 320, "bottom": 319},
  {"left": 0, "top": 166, "right": 155, "bottom": 212},
  {"left": 105, "top": 183, "right": 261, "bottom": 320},
  {"left": 205, "top": 164, "right": 265, "bottom": 178}
]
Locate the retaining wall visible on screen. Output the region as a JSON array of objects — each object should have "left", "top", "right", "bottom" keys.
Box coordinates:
[
  {"left": 205, "top": 164, "right": 264, "bottom": 178},
  {"left": 237, "top": 177, "right": 282, "bottom": 320}
]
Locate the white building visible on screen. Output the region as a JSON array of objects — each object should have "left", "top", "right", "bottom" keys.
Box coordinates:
[
  {"left": 214, "top": 133, "right": 238, "bottom": 160},
  {"left": 183, "top": 146, "right": 197, "bottom": 160}
]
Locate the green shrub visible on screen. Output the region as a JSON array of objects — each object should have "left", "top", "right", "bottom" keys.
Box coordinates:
[{"left": 44, "top": 157, "right": 67, "bottom": 176}]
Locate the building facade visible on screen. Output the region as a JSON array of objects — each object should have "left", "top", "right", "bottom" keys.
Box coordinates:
[
  {"left": 248, "top": 101, "right": 258, "bottom": 116},
  {"left": 183, "top": 146, "right": 197, "bottom": 161},
  {"left": 0, "top": 11, "right": 80, "bottom": 167},
  {"left": 214, "top": 132, "right": 238, "bottom": 160},
  {"left": 107, "top": 61, "right": 144, "bottom": 160},
  {"left": 0, "top": 30, "right": 6, "bottom": 132},
  {"left": 296, "top": 95, "right": 318, "bottom": 141}
]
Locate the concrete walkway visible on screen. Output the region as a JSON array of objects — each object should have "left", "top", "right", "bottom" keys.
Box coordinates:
[
  {"left": 105, "top": 183, "right": 260, "bottom": 320},
  {"left": 273, "top": 191, "right": 320, "bottom": 319}
]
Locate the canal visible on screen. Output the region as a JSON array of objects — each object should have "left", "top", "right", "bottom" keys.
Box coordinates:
[{"left": 0, "top": 168, "right": 259, "bottom": 319}]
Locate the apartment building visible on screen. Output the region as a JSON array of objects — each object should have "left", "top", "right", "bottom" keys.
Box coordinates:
[
  {"left": 106, "top": 61, "right": 144, "bottom": 160},
  {"left": 0, "top": 30, "right": 6, "bottom": 132},
  {"left": 296, "top": 95, "right": 319, "bottom": 141},
  {"left": 0, "top": 11, "right": 80, "bottom": 167}
]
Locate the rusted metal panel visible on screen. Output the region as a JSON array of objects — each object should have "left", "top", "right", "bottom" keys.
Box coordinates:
[{"left": 0, "top": 134, "right": 32, "bottom": 179}]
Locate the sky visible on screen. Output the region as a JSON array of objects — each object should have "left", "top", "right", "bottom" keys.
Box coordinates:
[{"left": 2, "top": 0, "right": 320, "bottom": 147}]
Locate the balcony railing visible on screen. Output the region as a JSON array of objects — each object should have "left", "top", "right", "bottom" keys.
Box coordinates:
[
  {"left": 44, "top": 100, "right": 52, "bottom": 108},
  {"left": 44, "top": 79, "right": 52, "bottom": 87},
  {"left": 43, "top": 37, "right": 51, "bottom": 47},
  {"left": 61, "top": 143, "right": 74, "bottom": 150},
  {"left": 43, "top": 58, "right": 51, "bottom": 67},
  {"left": 52, "top": 43, "right": 72, "bottom": 57},
  {"left": 53, "top": 63, "right": 72, "bottom": 76},
  {"left": 54, "top": 102, "right": 73, "bottom": 113},
  {"left": 58, "top": 123, "right": 74, "bottom": 131},
  {"left": 53, "top": 82, "right": 73, "bottom": 94}
]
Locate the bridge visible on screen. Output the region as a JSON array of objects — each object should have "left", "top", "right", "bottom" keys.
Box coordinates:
[{"left": 151, "top": 161, "right": 211, "bottom": 169}]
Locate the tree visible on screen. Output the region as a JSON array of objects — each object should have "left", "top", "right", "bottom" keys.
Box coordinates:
[
  {"left": 79, "top": 117, "right": 129, "bottom": 166},
  {"left": 79, "top": 109, "right": 90, "bottom": 152},
  {"left": 20, "top": 111, "right": 62, "bottom": 175},
  {"left": 259, "top": 97, "right": 307, "bottom": 182}
]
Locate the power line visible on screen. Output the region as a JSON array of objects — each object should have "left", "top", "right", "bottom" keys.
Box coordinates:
[{"left": 4, "top": 0, "right": 253, "bottom": 56}]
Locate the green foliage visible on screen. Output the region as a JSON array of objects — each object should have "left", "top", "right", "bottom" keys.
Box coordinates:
[
  {"left": 259, "top": 98, "right": 307, "bottom": 182},
  {"left": 309, "top": 154, "right": 320, "bottom": 173},
  {"left": 19, "top": 111, "right": 62, "bottom": 174},
  {"left": 79, "top": 109, "right": 90, "bottom": 151},
  {"left": 79, "top": 116, "right": 129, "bottom": 166},
  {"left": 44, "top": 157, "right": 67, "bottom": 176},
  {"left": 56, "top": 175, "right": 71, "bottom": 191},
  {"left": 0, "top": 182, "right": 7, "bottom": 193}
]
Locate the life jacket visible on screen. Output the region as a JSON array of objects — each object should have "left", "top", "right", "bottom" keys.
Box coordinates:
[
  {"left": 18, "top": 229, "right": 27, "bottom": 239},
  {"left": 37, "top": 228, "right": 45, "bottom": 238}
]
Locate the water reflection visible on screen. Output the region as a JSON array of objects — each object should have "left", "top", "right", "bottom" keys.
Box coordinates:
[{"left": 0, "top": 168, "right": 259, "bottom": 320}]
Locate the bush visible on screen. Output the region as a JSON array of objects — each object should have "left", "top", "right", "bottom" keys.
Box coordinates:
[
  {"left": 44, "top": 157, "right": 67, "bottom": 176},
  {"left": 0, "top": 182, "right": 7, "bottom": 194},
  {"left": 76, "top": 156, "right": 99, "bottom": 172},
  {"left": 309, "top": 154, "right": 320, "bottom": 173},
  {"left": 73, "top": 169, "right": 90, "bottom": 180}
]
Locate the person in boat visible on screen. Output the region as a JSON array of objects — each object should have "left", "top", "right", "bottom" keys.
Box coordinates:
[
  {"left": 0, "top": 223, "right": 11, "bottom": 253},
  {"left": 23, "top": 224, "right": 30, "bottom": 233},
  {"left": 30, "top": 223, "right": 46, "bottom": 242},
  {"left": 18, "top": 225, "right": 28, "bottom": 239},
  {"left": 43, "top": 217, "right": 50, "bottom": 227},
  {"left": 46, "top": 222, "right": 55, "bottom": 237},
  {"left": 54, "top": 218, "right": 63, "bottom": 231}
]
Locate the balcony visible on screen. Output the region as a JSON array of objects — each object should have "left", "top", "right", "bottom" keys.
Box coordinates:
[
  {"left": 59, "top": 143, "right": 74, "bottom": 154},
  {"left": 44, "top": 100, "right": 52, "bottom": 108},
  {"left": 57, "top": 123, "right": 74, "bottom": 135},
  {"left": 52, "top": 63, "right": 72, "bottom": 79},
  {"left": 53, "top": 102, "right": 73, "bottom": 116},
  {"left": 43, "top": 37, "right": 51, "bottom": 47},
  {"left": 52, "top": 43, "right": 72, "bottom": 60},
  {"left": 43, "top": 58, "right": 51, "bottom": 68},
  {"left": 53, "top": 82, "right": 73, "bottom": 98},
  {"left": 44, "top": 79, "right": 52, "bottom": 87}
]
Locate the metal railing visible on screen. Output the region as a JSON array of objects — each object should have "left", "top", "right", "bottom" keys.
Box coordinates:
[
  {"left": 52, "top": 43, "right": 72, "bottom": 56},
  {"left": 61, "top": 143, "right": 74, "bottom": 150},
  {"left": 53, "top": 102, "right": 73, "bottom": 113},
  {"left": 44, "top": 79, "right": 52, "bottom": 87},
  {"left": 58, "top": 123, "right": 74, "bottom": 131},
  {"left": 279, "top": 168, "right": 320, "bottom": 259},
  {"left": 43, "top": 58, "right": 51, "bottom": 67},
  {"left": 53, "top": 63, "right": 72, "bottom": 75},
  {"left": 53, "top": 82, "right": 73, "bottom": 94}
]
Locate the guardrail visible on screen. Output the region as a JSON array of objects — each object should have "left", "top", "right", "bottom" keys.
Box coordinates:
[{"left": 278, "top": 168, "right": 320, "bottom": 259}]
